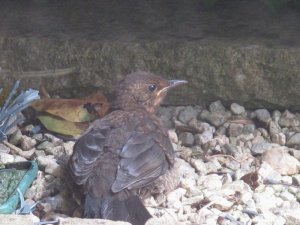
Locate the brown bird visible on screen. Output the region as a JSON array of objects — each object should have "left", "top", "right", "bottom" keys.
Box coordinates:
[{"left": 68, "top": 71, "right": 187, "bottom": 225}]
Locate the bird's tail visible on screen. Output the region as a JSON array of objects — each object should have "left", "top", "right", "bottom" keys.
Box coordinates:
[{"left": 84, "top": 194, "right": 151, "bottom": 225}]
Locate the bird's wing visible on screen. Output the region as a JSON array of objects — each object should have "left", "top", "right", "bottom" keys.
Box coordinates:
[
  {"left": 111, "top": 117, "right": 174, "bottom": 193},
  {"left": 69, "top": 123, "right": 108, "bottom": 185}
]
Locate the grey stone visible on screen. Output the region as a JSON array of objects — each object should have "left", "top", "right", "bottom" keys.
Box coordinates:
[
  {"left": 223, "top": 143, "right": 238, "bottom": 155},
  {"left": 269, "top": 120, "right": 281, "bottom": 135},
  {"left": 166, "top": 188, "right": 186, "bottom": 210},
  {"left": 209, "top": 100, "right": 226, "bottom": 113},
  {"left": 287, "top": 133, "right": 300, "bottom": 146},
  {"left": 200, "top": 109, "right": 231, "bottom": 127},
  {"left": 44, "top": 133, "right": 64, "bottom": 146},
  {"left": 23, "top": 124, "right": 35, "bottom": 133},
  {"left": 255, "top": 109, "right": 271, "bottom": 124},
  {"left": 37, "top": 141, "right": 55, "bottom": 150},
  {"left": 178, "top": 132, "right": 194, "bottom": 147},
  {"left": 194, "top": 131, "right": 213, "bottom": 146},
  {"left": 292, "top": 174, "right": 300, "bottom": 186},
  {"left": 251, "top": 142, "right": 273, "bottom": 155},
  {"left": 262, "top": 145, "right": 300, "bottom": 175},
  {"left": 0, "top": 152, "right": 14, "bottom": 163},
  {"left": 271, "top": 133, "right": 286, "bottom": 146},
  {"left": 242, "top": 124, "right": 256, "bottom": 135},
  {"left": 272, "top": 110, "right": 282, "bottom": 123},
  {"left": 168, "top": 130, "right": 178, "bottom": 144},
  {"left": 32, "top": 133, "right": 44, "bottom": 143},
  {"left": 258, "top": 161, "right": 282, "bottom": 184},
  {"left": 18, "top": 148, "right": 35, "bottom": 159},
  {"left": 63, "top": 141, "right": 75, "bottom": 156},
  {"left": 188, "top": 119, "right": 214, "bottom": 133},
  {"left": 230, "top": 103, "right": 245, "bottom": 115},
  {"left": 0, "top": 143, "right": 10, "bottom": 153},
  {"left": 44, "top": 145, "right": 65, "bottom": 157},
  {"left": 20, "top": 135, "right": 37, "bottom": 151},
  {"left": 279, "top": 110, "right": 300, "bottom": 127},
  {"left": 8, "top": 129, "right": 22, "bottom": 146},
  {"left": 178, "top": 106, "right": 198, "bottom": 124},
  {"left": 190, "top": 159, "right": 207, "bottom": 174},
  {"left": 228, "top": 123, "right": 244, "bottom": 137}
]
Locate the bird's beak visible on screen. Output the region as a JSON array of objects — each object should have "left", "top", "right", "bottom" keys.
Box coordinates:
[
  {"left": 160, "top": 79, "right": 187, "bottom": 93},
  {"left": 167, "top": 80, "right": 188, "bottom": 89}
]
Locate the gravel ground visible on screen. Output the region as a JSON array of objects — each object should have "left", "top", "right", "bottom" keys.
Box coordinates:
[{"left": 1, "top": 100, "right": 300, "bottom": 225}]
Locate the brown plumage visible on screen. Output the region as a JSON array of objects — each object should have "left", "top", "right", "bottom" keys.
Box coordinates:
[{"left": 68, "top": 71, "right": 187, "bottom": 225}]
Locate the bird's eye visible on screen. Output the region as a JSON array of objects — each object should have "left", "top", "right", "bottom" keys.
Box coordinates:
[{"left": 148, "top": 84, "right": 157, "bottom": 92}]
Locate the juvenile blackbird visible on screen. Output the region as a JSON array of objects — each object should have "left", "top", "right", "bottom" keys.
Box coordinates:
[{"left": 68, "top": 71, "right": 187, "bottom": 225}]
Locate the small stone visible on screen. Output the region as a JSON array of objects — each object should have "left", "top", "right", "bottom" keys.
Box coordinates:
[
  {"left": 178, "top": 106, "right": 198, "bottom": 124},
  {"left": 188, "top": 119, "right": 215, "bottom": 133},
  {"left": 44, "top": 145, "right": 65, "bottom": 157},
  {"left": 200, "top": 109, "right": 231, "bottom": 127},
  {"left": 23, "top": 124, "right": 35, "bottom": 133},
  {"left": 18, "top": 148, "right": 35, "bottom": 159},
  {"left": 190, "top": 159, "right": 206, "bottom": 174},
  {"left": 32, "top": 133, "right": 44, "bottom": 143},
  {"left": 178, "top": 147, "right": 193, "bottom": 161},
  {"left": 209, "top": 100, "right": 226, "bottom": 113},
  {"left": 258, "top": 161, "right": 282, "bottom": 184},
  {"left": 222, "top": 143, "right": 238, "bottom": 155},
  {"left": 0, "top": 143, "right": 10, "bottom": 153},
  {"left": 209, "top": 196, "right": 233, "bottom": 211},
  {"left": 292, "top": 174, "right": 300, "bottom": 186},
  {"left": 255, "top": 109, "right": 271, "bottom": 124},
  {"left": 176, "top": 158, "right": 199, "bottom": 193},
  {"left": 168, "top": 130, "right": 178, "bottom": 144},
  {"left": 271, "top": 133, "right": 286, "bottom": 145},
  {"left": 272, "top": 110, "right": 281, "bottom": 122},
  {"left": 9, "top": 129, "right": 22, "bottom": 146},
  {"left": 251, "top": 142, "right": 273, "bottom": 155},
  {"left": 194, "top": 131, "right": 213, "bottom": 146},
  {"left": 35, "top": 150, "right": 46, "bottom": 157},
  {"left": 178, "top": 132, "right": 194, "bottom": 147},
  {"left": 280, "top": 191, "right": 296, "bottom": 202},
  {"left": 37, "top": 141, "right": 55, "bottom": 150},
  {"left": 242, "top": 124, "right": 256, "bottom": 135},
  {"left": 44, "top": 133, "right": 63, "bottom": 146},
  {"left": 287, "top": 133, "right": 300, "bottom": 146},
  {"left": 20, "top": 136, "right": 37, "bottom": 151},
  {"left": 36, "top": 155, "right": 55, "bottom": 170},
  {"left": 45, "top": 162, "right": 64, "bottom": 178},
  {"left": 63, "top": 141, "right": 75, "bottom": 156},
  {"left": 0, "top": 152, "right": 14, "bottom": 163},
  {"left": 227, "top": 123, "right": 244, "bottom": 137},
  {"left": 13, "top": 155, "right": 27, "bottom": 162},
  {"left": 166, "top": 188, "right": 186, "bottom": 210},
  {"left": 230, "top": 103, "right": 245, "bottom": 115},
  {"left": 262, "top": 145, "right": 300, "bottom": 175},
  {"left": 258, "top": 128, "right": 269, "bottom": 139},
  {"left": 269, "top": 121, "right": 281, "bottom": 135},
  {"left": 279, "top": 110, "right": 300, "bottom": 127}
]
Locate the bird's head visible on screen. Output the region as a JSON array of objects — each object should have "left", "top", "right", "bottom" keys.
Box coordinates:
[{"left": 114, "top": 71, "right": 187, "bottom": 113}]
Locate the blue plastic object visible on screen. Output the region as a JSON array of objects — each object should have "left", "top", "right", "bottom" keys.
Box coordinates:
[{"left": 0, "top": 161, "right": 38, "bottom": 214}]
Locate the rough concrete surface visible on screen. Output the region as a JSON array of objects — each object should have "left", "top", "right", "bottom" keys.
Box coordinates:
[{"left": 1, "top": 0, "right": 300, "bottom": 109}]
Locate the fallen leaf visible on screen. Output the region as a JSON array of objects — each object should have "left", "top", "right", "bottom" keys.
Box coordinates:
[
  {"left": 37, "top": 115, "right": 89, "bottom": 137},
  {"left": 240, "top": 171, "right": 259, "bottom": 190},
  {"left": 31, "top": 92, "right": 109, "bottom": 122}
]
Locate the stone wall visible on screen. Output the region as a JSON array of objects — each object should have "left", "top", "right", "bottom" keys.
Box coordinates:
[{"left": 1, "top": 0, "right": 300, "bottom": 109}]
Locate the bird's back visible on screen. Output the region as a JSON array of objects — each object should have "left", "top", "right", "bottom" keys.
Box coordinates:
[{"left": 68, "top": 108, "right": 175, "bottom": 223}]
